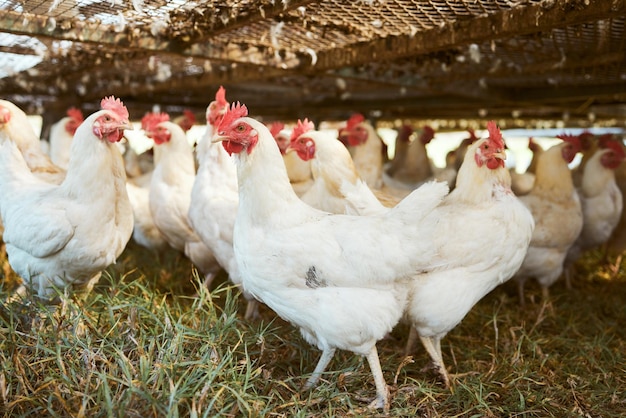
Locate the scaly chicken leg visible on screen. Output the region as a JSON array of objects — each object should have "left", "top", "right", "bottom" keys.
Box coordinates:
[
  {"left": 365, "top": 345, "right": 390, "bottom": 411},
  {"left": 419, "top": 334, "right": 451, "bottom": 388},
  {"left": 404, "top": 326, "right": 419, "bottom": 356},
  {"left": 304, "top": 346, "right": 390, "bottom": 411},
  {"left": 405, "top": 327, "right": 451, "bottom": 388},
  {"left": 243, "top": 300, "right": 260, "bottom": 321},
  {"left": 303, "top": 348, "right": 336, "bottom": 390}
]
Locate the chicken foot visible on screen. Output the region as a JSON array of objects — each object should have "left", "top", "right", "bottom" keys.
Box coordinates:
[
  {"left": 303, "top": 347, "right": 336, "bottom": 391},
  {"left": 419, "top": 334, "right": 451, "bottom": 388},
  {"left": 302, "top": 346, "right": 390, "bottom": 411}
]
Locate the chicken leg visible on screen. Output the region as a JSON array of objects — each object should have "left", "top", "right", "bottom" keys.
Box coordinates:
[
  {"left": 404, "top": 326, "right": 419, "bottom": 356},
  {"left": 243, "top": 299, "right": 260, "bottom": 321},
  {"left": 365, "top": 345, "right": 390, "bottom": 411},
  {"left": 419, "top": 335, "right": 451, "bottom": 388},
  {"left": 303, "top": 348, "right": 336, "bottom": 391}
]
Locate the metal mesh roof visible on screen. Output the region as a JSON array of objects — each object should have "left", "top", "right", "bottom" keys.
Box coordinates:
[{"left": 0, "top": 0, "right": 625, "bottom": 131}]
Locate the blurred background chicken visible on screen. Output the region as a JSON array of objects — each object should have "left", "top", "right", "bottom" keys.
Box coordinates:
[
  {"left": 125, "top": 181, "right": 168, "bottom": 251},
  {"left": 288, "top": 118, "right": 396, "bottom": 215},
  {"left": 563, "top": 137, "right": 625, "bottom": 287},
  {"left": 339, "top": 113, "right": 385, "bottom": 190},
  {"left": 189, "top": 86, "right": 260, "bottom": 319},
  {"left": 0, "top": 97, "right": 134, "bottom": 300},
  {"left": 513, "top": 134, "right": 584, "bottom": 305},
  {"left": 143, "top": 111, "right": 222, "bottom": 288},
  {"left": 269, "top": 120, "right": 314, "bottom": 196},
  {"left": 510, "top": 138, "right": 540, "bottom": 196},
  {"left": 606, "top": 152, "right": 626, "bottom": 271},
  {"left": 47, "top": 107, "right": 84, "bottom": 170},
  {"left": 172, "top": 109, "right": 197, "bottom": 133},
  {"left": 383, "top": 125, "right": 436, "bottom": 191},
  {"left": 0, "top": 99, "right": 66, "bottom": 184}
]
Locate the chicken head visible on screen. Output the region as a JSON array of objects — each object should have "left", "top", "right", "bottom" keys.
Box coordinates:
[
  {"left": 93, "top": 96, "right": 132, "bottom": 143},
  {"left": 214, "top": 102, "right": 258, "bottom": 155},
  {"left": 556, "top": 133, "right": 583, "bottom": 163},
  {"left": 65, "top": 107, "right": 84, "bottom": 135},
  {"left": 206, "top": 86, "right": 229, "bottom": 127},
  {"left": 142, "top": 111, "right": 171, "bottom": 144},
  {"left": 289, "top": 119, "right": 316, "bottom": 161},
  {"left": 339, "top": 113, "right": 367, "bottom": 146},
  {"left": 0, "top": 104, "right": 12, "bottom": 124},
  {"left": 474, "top": 121, "right": 506, "bottom": 169},
  {"left": 600, "top": 139, "right": 626, "bottom": 169}
]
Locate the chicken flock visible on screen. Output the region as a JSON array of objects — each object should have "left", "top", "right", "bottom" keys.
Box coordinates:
[{"left": 0, "top": 88, "right": 624, "bottom": 411}]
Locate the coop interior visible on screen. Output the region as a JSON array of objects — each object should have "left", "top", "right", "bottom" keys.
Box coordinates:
[{"left": 0, "top": 0, "right": 625, "bottom": 159}]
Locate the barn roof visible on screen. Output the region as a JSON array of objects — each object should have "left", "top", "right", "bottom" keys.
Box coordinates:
[{"left": 0, "top": 0, "right": 625, "bottom": 130}]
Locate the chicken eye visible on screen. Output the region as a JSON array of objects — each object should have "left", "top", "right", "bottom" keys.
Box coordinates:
[{"left": 236, "top": 124, "right": 245, "bottom": 132}]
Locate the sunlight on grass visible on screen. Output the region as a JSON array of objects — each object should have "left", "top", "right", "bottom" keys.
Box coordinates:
[{"left": 1, "top": 244, "right": 625, "bottom": 416}]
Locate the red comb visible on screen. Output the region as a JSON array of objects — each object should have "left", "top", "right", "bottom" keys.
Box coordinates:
[
  {"left": 346, "top": 113, "right": 365, "bottom": 130},
  {"left": 141, "top": 111, "right": 169, "bottom": 132},
  {"left": 397, "top": 125, "right": 413, "bottom": 142},
  {"left": 217, "top": 102, "right": 248, "bottom": 132},
  {"left": 556, "top": 133, "right": 582, "bottom": 152},
  {"left": 578, "top": 131, "right": 595, "bottom": 150},
  {"left": 100, "top": 96, "right": 129, "bottom": 120},
  {"left": 600, "top": 135, "right": 626, "bottom": 159},
  {"left": 268, "top": 122, "right": 285, "bottom": 139},
  {"left": 421, "top": 125, "right": 435, "bottom": 142},
  {"left": 486, "top": 121, "right": 504, "bottom": 148},
  {"left": 290, "top": 118, "right": 315, "bottom": 141},
  {"left": 467, "top": 128, "right": 478, "bottom": 142},
  {"left": 67, "top": 107, "right": 84, "bottom": 123},
  {"left": 215, "top": 86, "right": 227, "bottom": 107},
  {"left": 183, "top": 109, "right": 196, "bottom": 125}
]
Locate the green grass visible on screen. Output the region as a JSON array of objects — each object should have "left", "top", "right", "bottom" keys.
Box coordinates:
[{"left": 1, "top": 241, "right": 625, "bottom": 417}]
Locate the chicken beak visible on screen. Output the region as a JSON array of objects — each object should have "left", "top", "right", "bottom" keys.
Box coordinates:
[
  {"left": 120, "top": 121, "right": 134, "bottom": 131},
  {"left": 493, "top": 150, "right": 507, "bottom": 161},
  {"left": 212, "top": 134, "right": 226, "bottom": 143}
]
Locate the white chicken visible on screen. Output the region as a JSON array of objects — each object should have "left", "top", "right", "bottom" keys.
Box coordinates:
[
  {"left": 564, "top": 138, "right": 625, "bottom": 287},
  {"left": 173, "top": 109, "right": 197, "bottom": 133},
  {"left": 510, "top": 138, "right": 540, "bottom": 196},
  {"left": 286, "top": 118, "right": 534, "bottom": 388},
  {"left": 269, "top": 121, "right": 314, "bottom": 196},
  {"left": 338, "top": 113, "right": 384, "bottom": 190},
  {"left": 384, "top": 124, "right": 415, "bottom": 179},
  {"left": 383, "top": 125, "right": 436, "bottom": 191},
  {"left": 0, "top": 97, "right": 134, "bottom": 299},
  {"left": 143, "top": 111, "right": 222, "bottom": 287},
  {"left": 48, "top": 107, "right": 84, "bottom": 170},
  {"left": 189, "top": 86, "right": 260, "bottom": 320},
  {"left": 125, "top": 181, "right": 168, "bottom": 251},
  {"left": 0, "top": 99, "right": 66, "bottom": 184},
  {"left": 213, "top": 102, "right": 450, "bottom": 410},
  {"left": 513, "top": 134, "right": 584, "bottom": 304},
  {"left": 288, "top": 118, "right": 395, "bottom": 215},
  {"left": 404, "top": 122, "right": 534, "bottom": 387}
]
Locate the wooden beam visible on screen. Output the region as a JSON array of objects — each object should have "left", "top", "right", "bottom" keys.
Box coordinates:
[
  {"left": 504, "top": 82, "right": 626, "bottom": 104},
  {"left": 309, "top": 0, "right": 626, "bottom": 71},
  {"left": 0, "top": 0, "right": 317, "bottom": 58}
]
